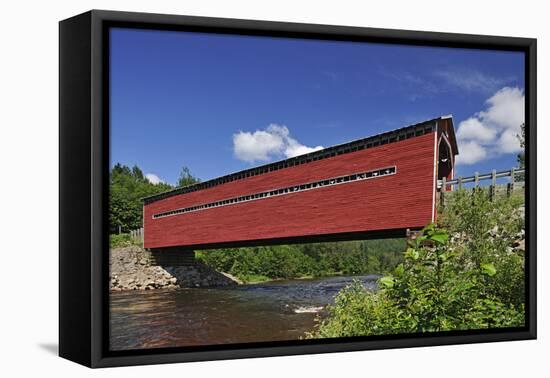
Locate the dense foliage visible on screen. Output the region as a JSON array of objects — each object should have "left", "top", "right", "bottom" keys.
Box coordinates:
[
  {"left": 109, "top": 233, "right": 136, "bottom": 248},
  {"left": 109, "top": 163, "right": 199, "bottom": 234},
  {"left": 309, "top": 188, "right": 525, "bottom": 338},
  {"left": 196, "top": 239, "right": 405, "bottom": 282},
  {"left": 516, "top": 123, "right": 525, "bottom": 182},
  {"left": 110, "top": 164, "right": 172, "bottom": 233}
]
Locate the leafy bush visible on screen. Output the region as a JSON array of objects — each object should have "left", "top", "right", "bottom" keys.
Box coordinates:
[
  {"left": 109, "top": 233, "right": 133, "bottom": 248},
  {"left": 440, "top": 188, "right": 525, "bottom": 308},
  {"left": 310, "top": 190, "right": 525, "bottom": 338},
  {"left": 307, "top": 280, "right": 400, "bottom": 338}
]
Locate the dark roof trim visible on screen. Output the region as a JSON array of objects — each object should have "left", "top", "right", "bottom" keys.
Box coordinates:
[
  {"left": 439, "top": 115, "right": 459, "bottom": 155},
  {"left": 143, "top": 116, "right": 449, "bottom": 204}
]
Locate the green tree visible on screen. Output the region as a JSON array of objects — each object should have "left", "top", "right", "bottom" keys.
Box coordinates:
[
  {"left": 177, "top": 166, "right": 200, "bottom": 187},
  {"left": 196, "top": 239, "right": 405, "bottom": 282},
  {"left": 516, "top": 123, "right": 526, "bottom": 182},
  {"left": 109, "top": 163, "right": 173, "bottom": 234},
  {"left": 517, "top": 122, "right": 525, "bottom": 168}
]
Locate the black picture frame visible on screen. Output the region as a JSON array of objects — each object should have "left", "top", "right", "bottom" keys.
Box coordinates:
[{"left": 59, "top": 9, "right": 537, "bottom": 368}]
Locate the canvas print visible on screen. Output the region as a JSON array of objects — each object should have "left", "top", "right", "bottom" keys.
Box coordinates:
[{"left": 108, "top": 28, "right": 526, "bottom": 351}]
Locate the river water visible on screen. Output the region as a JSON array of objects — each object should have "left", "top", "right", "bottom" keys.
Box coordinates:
[{"left": 110, "top": 275, "right": 379, "bottom": 351}]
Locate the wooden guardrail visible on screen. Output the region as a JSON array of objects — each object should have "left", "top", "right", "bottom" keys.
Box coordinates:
[
  {"left": 439, "top": 167, "right": 525, "bottom": 206},
  {"left": 130, "top": 227, "right": 144, "bottom": 244}
]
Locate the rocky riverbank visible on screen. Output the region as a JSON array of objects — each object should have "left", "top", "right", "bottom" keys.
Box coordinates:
[{"left": 110, "top": 246, "right": 240, "bottom": 291}]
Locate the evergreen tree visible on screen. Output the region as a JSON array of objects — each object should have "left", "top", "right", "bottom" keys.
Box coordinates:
[
  {"left": 177, "top": 166, "right": 201, "bottom": 187},
  {"left": 517, "top": 123, "right": 525, "bottom": 168},
  {"left": 109, "top": 163, "right": 173, "bottom": 233}
]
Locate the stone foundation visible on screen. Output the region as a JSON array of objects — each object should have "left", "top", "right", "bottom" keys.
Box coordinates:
[
  {"left": 110, "top": 246, "right": 240, "bottom": 291},
  {"left": 163, "top": 264, "right": 241, "bottom": 288}
]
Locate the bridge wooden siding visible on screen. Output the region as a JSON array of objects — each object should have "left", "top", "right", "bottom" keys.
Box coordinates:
[{"left": 143, "top": 116, "right": 459, "bottom": 251}]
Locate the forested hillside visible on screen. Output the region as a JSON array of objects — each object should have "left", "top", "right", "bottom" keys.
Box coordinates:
[{"left": 197, "top": 239, "right": 405, "bottom": 282}]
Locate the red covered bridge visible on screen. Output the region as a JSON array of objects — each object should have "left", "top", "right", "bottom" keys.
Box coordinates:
[{"left": 143, "top": 116, "right": 458, "bottom": 252}]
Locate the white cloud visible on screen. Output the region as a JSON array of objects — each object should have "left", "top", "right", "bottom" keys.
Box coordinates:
[
  {"left": 233, "top": 124, "right": 323, "bottom": 163},
  {"left": 434, "top": 69, "right": 512, "bottom": 93},
  {"left": 284, "top": 141, "right": 322, "bottom": 158},
  {"left": 455, "top": 86, "right": 524, "bottom": 165},
  {"left": 455, "top": 117, "right": 497, "bottom": 143},
  {"left": 455, "top": 141, "right": 487, "bottom": 165},
  {"left": 497, "top": 129, "right": 523, "bottom": 154},
  {"left": 478, "top": 86, "right": 525, "bottom": 131},
  {"left": 145, "top": 173, "right": 163, "bottom": 184}
]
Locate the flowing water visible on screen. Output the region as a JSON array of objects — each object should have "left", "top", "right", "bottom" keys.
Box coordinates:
[{"left": 110, "top": 275, "right": 379, "bottom": 351}]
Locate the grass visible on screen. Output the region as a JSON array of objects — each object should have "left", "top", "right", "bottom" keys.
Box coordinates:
[
  {"left": 238, "top": 273, "right": 346, "bottom": 284},
  {"left": 238, "top": 274, "right": 273, "bottom": 284},
  {"left": 109, "top": 233, "right": 141, "bottom": 249}
]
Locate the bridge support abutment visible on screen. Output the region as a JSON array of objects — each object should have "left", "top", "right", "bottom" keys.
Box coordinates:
[
  {"left": 149, "top": 248, "right": 196, "bottom": 266},
  {"left": 146, "top": 247, "right": 240, "bottom": 288}
]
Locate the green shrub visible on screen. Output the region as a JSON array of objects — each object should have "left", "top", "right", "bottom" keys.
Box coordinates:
[
  {"left": 440, "top": 188, "right": 525, "bottom": 308},
  {"left": 307, "top": 280, "right": 402, "bottom": 338},
  {"left": 310, "top": 192, "right": 526, "bottom": 339},
  {"left": 109, "top": 233, "right": 133, "bottom": 248}
]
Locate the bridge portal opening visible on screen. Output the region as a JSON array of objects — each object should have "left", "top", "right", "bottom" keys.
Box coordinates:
[{"left": 438, "top": 137, "right": 453, "bottom": 181}]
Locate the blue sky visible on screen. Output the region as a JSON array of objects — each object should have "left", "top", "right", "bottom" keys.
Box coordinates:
[{"left": 110, "top": 28, "right": 525, "bottom": 185}]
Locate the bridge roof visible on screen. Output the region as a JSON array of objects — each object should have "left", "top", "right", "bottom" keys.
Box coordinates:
[{"left": 143, "top": 115, "right": 458, "bottom": 204}]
